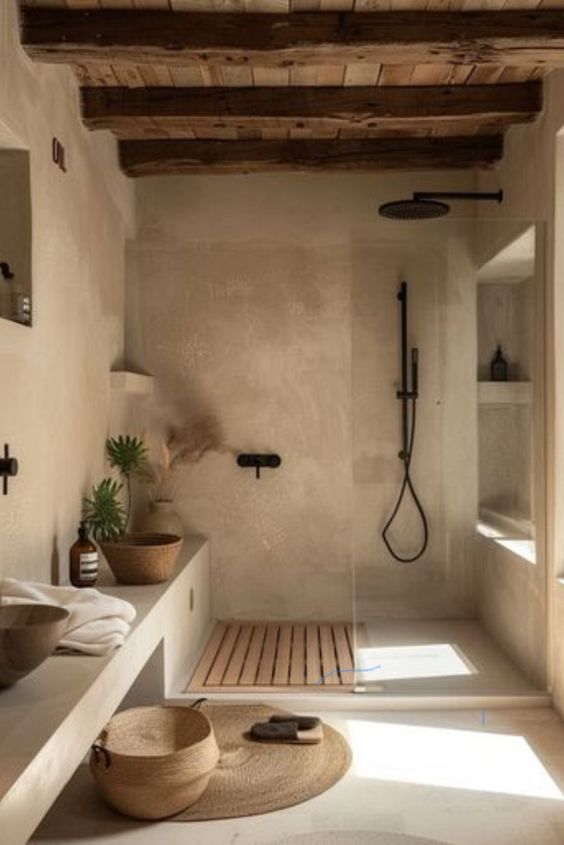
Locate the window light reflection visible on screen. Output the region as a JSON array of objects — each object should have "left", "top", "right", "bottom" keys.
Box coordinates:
[
  {"left": 356, "top": 643, "right": 474, "bottom": 682},
  {"left": 347, "top": 720, "right": 562, "bottom": 800}
]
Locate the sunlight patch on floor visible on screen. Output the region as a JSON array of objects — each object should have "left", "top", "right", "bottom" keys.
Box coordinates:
[
  {"left": 347, "top": 720, "right": 562, "bottom": 799},
  {"left": 356, "top": 643, "right": 474, "bottom": 682}
]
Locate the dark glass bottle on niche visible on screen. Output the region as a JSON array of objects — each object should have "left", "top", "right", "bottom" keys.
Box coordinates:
[{"left": 491, "top": 345, "right": 508, "bottom": 382}]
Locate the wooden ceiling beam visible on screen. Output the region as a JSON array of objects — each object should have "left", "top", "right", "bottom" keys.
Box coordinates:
[
  {"left": 118, "top": 136, "right": 504, "bottom": 176},
  {"left": 20, "top": 8, "right": 564, "bottom": 68},
  {"left": 81, "top": 84, "right": 542, "bottom": 135}
]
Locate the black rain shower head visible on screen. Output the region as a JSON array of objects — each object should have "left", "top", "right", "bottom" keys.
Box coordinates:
[
  {"left": 378, "top": 190, "right": 503, "bottom": 221},
  {"left": 379, "top": 198, "right": 449, "bottom": 220}
]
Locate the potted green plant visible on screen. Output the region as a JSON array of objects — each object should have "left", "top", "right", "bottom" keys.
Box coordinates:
[{"left": 83, "top": 436, "right": 182, "bottom": 585}]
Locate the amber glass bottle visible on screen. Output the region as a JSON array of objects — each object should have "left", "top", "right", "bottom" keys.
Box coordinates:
[{"left": 70, "top": 522, "right": 99, "bottom": 588}]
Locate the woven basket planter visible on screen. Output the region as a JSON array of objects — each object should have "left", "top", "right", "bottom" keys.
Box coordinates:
[
  {"left": 100, "top": 533, "right": 182, "bottom": 585},
  {"left": 90, "top": 705, "right": 220, "bottom": 820}
]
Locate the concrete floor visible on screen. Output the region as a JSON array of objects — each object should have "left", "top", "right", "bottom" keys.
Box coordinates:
[{"left": 33, "top": 706, "right": 564, "bottom": 845}]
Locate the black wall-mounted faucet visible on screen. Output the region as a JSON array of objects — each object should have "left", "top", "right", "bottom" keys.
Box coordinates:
[
  {"left": 0, "top": 444, "right": 19, "bottom": 495},
  {"left": 237, "top": 454, "right": 282, "bottom": 480}
]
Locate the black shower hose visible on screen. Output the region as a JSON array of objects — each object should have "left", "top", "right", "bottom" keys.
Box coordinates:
[{"left": 381, "top": 398, "right": 429, "bottom": 563}]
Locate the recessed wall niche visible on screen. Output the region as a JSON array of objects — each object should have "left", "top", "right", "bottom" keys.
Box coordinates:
[
  {"left": 476, "top": 225, "right": 539, "bottom": 551},
  {"left": 0, "top": 149, "right": 32, "bottom": 326},
  {"left": 477, "top": 226, "right": 535, "bottom": 382}
]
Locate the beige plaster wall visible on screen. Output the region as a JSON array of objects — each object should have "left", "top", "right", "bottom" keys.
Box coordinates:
[
  {"left": 127, "top": 171, "right": 478, "bottom": 621},
  {"left": 475, "top": 70, "right": 564, "bottom": 694},
  {"left": 0, "top": 1, "right": 134, "bottom": 583},
  {"left": 478, "top": 538, "right": 546, "bottom": 687}
]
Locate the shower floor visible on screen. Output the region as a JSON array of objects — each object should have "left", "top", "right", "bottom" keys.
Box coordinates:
[
  {"left": 187, "top": 621, "right": 356, "bottom": 692},
  {"left": 354, "top": 618, "right": 544, "bottom": 696},
  {"left": 187, "top": 618, "right": 545, "bottom": 698}
]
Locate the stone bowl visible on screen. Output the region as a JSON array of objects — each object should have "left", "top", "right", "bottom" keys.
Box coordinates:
[{"left": 0, "top": 603, "right": 69, "bottom": 687}]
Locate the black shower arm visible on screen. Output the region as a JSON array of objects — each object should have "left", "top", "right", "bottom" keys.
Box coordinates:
[{"left": 413, "top": 190, "right": 503, "bottom": 203}]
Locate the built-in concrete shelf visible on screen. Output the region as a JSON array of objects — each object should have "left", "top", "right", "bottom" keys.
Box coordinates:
[
  {"left": 0, "top": 538, "right": 211, "bottom": 845},
  {"left": 110, "top": 370, "right": 154, "bottom": 396},
  {"left": 476, "top": 226, "right": 536, "bottom": 285},
  {"left": 478, "top": 506, "right": 534, "bottom": 539},
  {"left": 478, "top": 381, "right": 532, "bottom": 406},
  {"left": 477, "top": 508, "right": 536, "bottom": 564}
]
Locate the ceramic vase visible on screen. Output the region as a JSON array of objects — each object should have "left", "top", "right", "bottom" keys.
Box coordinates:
[{"left": 142, "top": 501, "right": 184, "bottom": 538}]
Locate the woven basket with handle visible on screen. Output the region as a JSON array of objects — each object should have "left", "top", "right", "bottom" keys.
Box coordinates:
[{"left": 90, "top": 704, "right": 220, "bottom": 819}]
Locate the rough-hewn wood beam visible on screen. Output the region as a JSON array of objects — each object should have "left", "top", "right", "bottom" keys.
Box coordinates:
[
  {"left": 119, "top": 136, "right": 504, "bottom": 175},
  {"left": 20, "top": 8, "right": 564, "bottom": 68},
  {"left": 81, "top": 84, "right": 541, "bottom": 135}
]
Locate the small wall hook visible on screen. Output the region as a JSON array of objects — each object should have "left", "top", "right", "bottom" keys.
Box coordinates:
[
  {"left": 237, "top": 454, "right": 282, "bottom": 480},
  {"left": 0, "top": 444, "right": 18, "bottom": 495},
  {"left": 52, "top": 138, "right": 67, "bottom": 173}
]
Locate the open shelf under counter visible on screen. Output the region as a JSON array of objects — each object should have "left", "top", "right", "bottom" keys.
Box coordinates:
[
  {"left": 0, "top": 537, "right": 211, "bottom": 845},
  {"left": 478, "top": 381, "right": 533, "bottom": 406}
]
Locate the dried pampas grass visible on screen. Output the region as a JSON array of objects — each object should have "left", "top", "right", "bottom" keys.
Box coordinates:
[{"left": 143, "top": 413, "right": 225, "bottom": 502}]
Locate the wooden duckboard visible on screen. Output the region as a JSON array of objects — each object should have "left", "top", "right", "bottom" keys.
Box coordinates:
[{"left": 187, "top": 621, "right": 357, "bottom": 693}]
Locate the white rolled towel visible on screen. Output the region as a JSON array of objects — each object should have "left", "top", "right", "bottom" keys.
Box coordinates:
[{"left": 0, "top": 579, "right": 137, "bottom": 656}]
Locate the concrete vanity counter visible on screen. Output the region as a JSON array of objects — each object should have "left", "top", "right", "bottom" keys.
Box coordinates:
[{"left": 0, "top": 537, "right": 210, "bottom": 845}]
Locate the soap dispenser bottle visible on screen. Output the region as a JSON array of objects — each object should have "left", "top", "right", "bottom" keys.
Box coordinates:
[
  {"left": 70, "top": 521, "right": 99, "bottom": 588},
  {"left": 491, "top": 345, "right": 508, "bottom": 382}
]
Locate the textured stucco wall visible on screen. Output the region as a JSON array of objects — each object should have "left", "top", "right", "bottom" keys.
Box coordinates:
[
  {"left": 127, "top": 171, "right": 478, "bottom": 621},
  {"left": 0, "top": 1, "right": 134, "bottom": 582},
  {"left": 476, "top": 71, "right": 564, "bottom": 693}
]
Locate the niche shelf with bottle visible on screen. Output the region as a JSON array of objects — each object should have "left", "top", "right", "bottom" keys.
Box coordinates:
[{"left": 475, "top": 226, "right": 539, "bottom": 556}]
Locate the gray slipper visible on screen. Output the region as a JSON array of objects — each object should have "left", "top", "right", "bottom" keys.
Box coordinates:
[
  {"left": 251, "top": 720, "right": 324, "bottom": 744},
  {"left": 269, "top": 714, "right": 321, "bottom": 730}
]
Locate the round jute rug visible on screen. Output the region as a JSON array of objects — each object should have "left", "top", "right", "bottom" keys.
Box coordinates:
[
  {"left": 174, "top": 704, "right": 352, "bottom": 822},
  {"left": 267, "top": 833, "right": 453, "bottom": 845}
]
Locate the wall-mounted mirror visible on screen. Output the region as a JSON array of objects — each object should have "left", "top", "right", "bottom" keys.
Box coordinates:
[{"left": 0, "top": 149, "right": 32, "bottom": 326}]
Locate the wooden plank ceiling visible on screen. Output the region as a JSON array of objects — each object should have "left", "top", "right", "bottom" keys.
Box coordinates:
[{"left": 19, "top": 1, "right": 564, "bottom": 174}]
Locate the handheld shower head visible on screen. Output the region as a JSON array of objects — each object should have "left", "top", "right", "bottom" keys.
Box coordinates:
[{"left": 411, "top": 347, "right": 419, "bottom": 397}]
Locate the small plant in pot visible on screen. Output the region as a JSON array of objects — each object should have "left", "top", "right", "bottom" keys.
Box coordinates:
[{"left": 83, "top": 436, "right": 182, "bottom": 585}]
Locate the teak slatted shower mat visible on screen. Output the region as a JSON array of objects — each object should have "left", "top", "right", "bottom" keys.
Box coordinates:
[{"left": 188, "top": 621, "right": 356, "bottom": 692}]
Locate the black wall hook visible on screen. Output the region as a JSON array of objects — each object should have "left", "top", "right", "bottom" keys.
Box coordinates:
[
  {"left": 237, "top": 454, "right": 281, "bottom": 480},
  {"left": 0, "top": 444, "right": 18, "bottom": 495}
]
